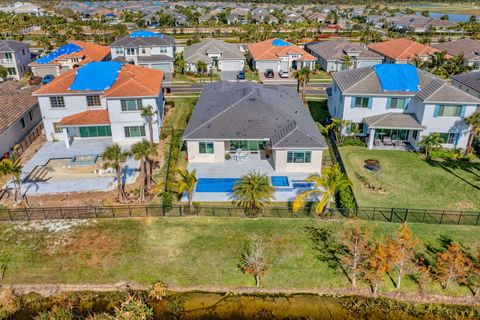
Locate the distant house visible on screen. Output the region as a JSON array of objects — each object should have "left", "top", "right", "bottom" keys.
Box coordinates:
[
  {"left": 184, "top": 39, "right": 245, "bottom": 73},
  {"left": 30, "top": 41, "right": 111, "bottom": 77},
  {"left": 368, "top": 38, "right": 447, "bottom": 64},
  {"left": 33, "top": 62, "right": 165, "bottom": 147},
  {"left": 285, "top": 12, "right": 304, "bottom": 24},
  {"left": 390, "top": 14, "right": 457, "bottom": 33},
  {"left": 183, "top": 81, "right": 327, "bottom": 172},
  {"left": 432, "top": 39, "right": 480, "bottom": 70},
  {"left": 308, "top": 12, "right": 327, "bottom": 23},
  {"left": 0, "top": 40, "right": 31, "bottom": 80},
  {"left": 173, "top": 13, "right": 189, "bottom": 27},
  {"left": 328, "top": 64, "right": 480, "bottom": 150},
  {"left": 110, "top": 30, "right": 175, "bottom": 74},
  {"left": 305, "top": 40, "right": 383, "bottom": 72},
  {"left": 0, "top": 81, "right": 41, "bottom": 157},
  {"left": 227, "top": 13, "right": 247, "bottom": 25},
  {"left": 451, "top": 71, "right": 480, "bottom": 99},
  {"left": 0, "top": 2, "right": 43, "bottom": 16},
  {"left": 247, "top": 38, "right": 316, "bottom": 72}
]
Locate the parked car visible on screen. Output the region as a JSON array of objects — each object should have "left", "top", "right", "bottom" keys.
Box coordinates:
[
  {"left": 237, "top": 71, "right": 246, "bottom": 80},
  {"left": 28, "top": 76, "right": 42, "bottom": 85},
  {"left": 279, "top": 70, "right": 289, "bottom": 78},
  {"left": 264, "top": 69, "right": 274, "bottom": 78},
  {"left": 42, "top": 74, "right": 55, "bottom": 85}
]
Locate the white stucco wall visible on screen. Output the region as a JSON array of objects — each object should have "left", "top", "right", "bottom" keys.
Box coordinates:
[
  {"left": 0, "top": 105, "right": 41, "bottom": 156},
  {"left": 273, "top": 149, "right": 323, "bottom": 173},
  {"left": 186, "top": 140, "right": 225, "bottom": 163}
]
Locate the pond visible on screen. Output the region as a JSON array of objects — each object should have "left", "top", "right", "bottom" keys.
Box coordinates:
[
  {"left": 9, "top": 291, "right": 480, "bottom": 320},
  {"left": 415, "top": 12, "right": 480, "bottom": 22}
]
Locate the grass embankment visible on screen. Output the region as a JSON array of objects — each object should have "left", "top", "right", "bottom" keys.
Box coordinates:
[
  {"left": 340, "top": 146, "right": 480, "bottom": 210},
  {"left": 0, "top": 217, "right": 478, "bottom": 298}
]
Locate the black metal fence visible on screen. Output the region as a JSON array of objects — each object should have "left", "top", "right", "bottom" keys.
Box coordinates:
[{"left": 1, "top": 204, "right": 480, "bottom": 226}]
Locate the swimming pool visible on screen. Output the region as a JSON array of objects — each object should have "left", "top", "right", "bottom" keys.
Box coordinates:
[
  {"left": 196, "top": 178, "right": 239, "bottom": 192},
  {"left": 271, "top": 176, "right": 289, "bottom": 187}
]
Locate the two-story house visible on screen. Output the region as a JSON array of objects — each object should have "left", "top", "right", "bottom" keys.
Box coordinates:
[
  {"left": 184, "top": 39, "right": 245, "bottom": 73},
  {"left": 109, "top": 30, "right": 175, "bottom": 74},
  {"left": 33, "top": 61, "right": 165, "bottom": 148},
  {"left": 247, "top": 38, "right": 316, "bottom": 72},
  {"left": 0, "top": 40, "right": 31, "bottom": 80},
  {"left": 368, "top": 38, "right": 446, "bottom": 64},
  {"left": 30, "top": 41, "right": 111, "bottom": 77},
  {"left": 328, "top": 64, "right": 480, "bottom": 150}
]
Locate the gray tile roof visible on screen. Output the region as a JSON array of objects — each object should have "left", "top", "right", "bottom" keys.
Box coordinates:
[
  {"left": 432, "top": 39, "right": 480, "bottom": 61},
  {"left": 0, "top": 40, "right": 28, "bottom": 53},
  {"left": 363, "top": 113, "right": 425, "bottom": 129},
  {"left": 137, "top": 54, "right": 173, "bottom": 62},
  {"left": 305, "top": 40, "right": 382, "bottom": 61},
  {"left": 183, "top": 81, "right": 327, "bottom": 150},
  {"left": 184, "top": 39, "right": 244, "bottom": 64},
  {"left": 0, "top": 81, "right": 39, "bottom": 135},
  {"left": 109, "top": 34, "right": 175, "bottom": 48},
  {"left": 451, "top": 71, "right": 480, "bottom": 93},
  {"left": 332, "top": 66, "right": 480, "bottom": 103}
]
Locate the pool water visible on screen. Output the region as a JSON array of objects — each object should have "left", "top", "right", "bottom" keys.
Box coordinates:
[
  {"left": 271, "top": 176, "right": 289, "bottom": 187},
  {"left": 196, "top": 178, "right": 239, "bottom": 192}
]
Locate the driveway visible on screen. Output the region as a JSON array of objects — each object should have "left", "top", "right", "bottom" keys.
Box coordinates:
[
  {"left": 260, "top": 72, "right": 297, "bottom": 85},
  {"left": 220, "top": 71, "right": 238, "bottom": 82}
]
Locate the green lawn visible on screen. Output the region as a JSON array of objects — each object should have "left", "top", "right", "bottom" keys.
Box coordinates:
[
  {"left": 340, "top": 146, "right": 480, "bottom": 210},
  {"left": 0, "top": 217, "right": 478, "bottom": 297},
  {"left": 310, "top": 70, "right": 332, "bottom": 81},
  {"left": 163, "top": 98, "right": 197, "bottom": 130},
  {"left": 307, "top": 99, "right": 329, "bottom": 125}
]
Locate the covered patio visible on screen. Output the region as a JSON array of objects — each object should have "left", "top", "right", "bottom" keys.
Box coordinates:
[{"left": 363, "top": 113, "right": 425, "bottom": 150}]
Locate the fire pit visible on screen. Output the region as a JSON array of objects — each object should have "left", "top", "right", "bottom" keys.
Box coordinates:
[{"left": 364, "top": 159, "right": 381, "bottom": 172}]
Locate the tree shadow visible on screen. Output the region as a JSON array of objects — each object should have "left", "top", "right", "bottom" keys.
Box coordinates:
[
  {"left": 425, "top": 159, "right": 480, "bottom": 190},
  {"left": 305, "top": 226, "right": 352, "bottom": 284}
]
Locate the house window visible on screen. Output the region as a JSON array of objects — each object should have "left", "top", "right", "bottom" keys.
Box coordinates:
[
  {"left": 4, "top": 52, "right": 12, "bottom": 61},
  {"left": 20, "top": 117, "right": 26, "bottom": 128},
  {"left": 121, "top": 99, "right": 143, "bottom": 111},
  {"left": 79, "top": 126, "right": 112, "bottom": 138},
  {"left": 6, "top": 67, "right": 16, "bottom": 76},
  {"left": 115, "top": 48, "right": 123, "bottom": 55},
  {"left": 50, "top": 96, "right": 65, "bottom": 108},
  {"left": 438, "top": 105, "right": 462, "bottom": 117},
  {"left": 53, "top": 122, "right": 62, "bottom": 133},
  {"left": 390, "top": 98, "right": 406, "bottom": 109},
  {"left": 412, "top": 130, "right": 418, "bottom": 140},
  {"left": 199, "top": 142, "right": 214, "bottom": 154},
  {"left": 287, "top": 151, "right": 312, "bottom": 163},
  {"left": 159, "top": 47, "right": 167, "bottom": 54},
  {"left": 126, "top": 48, "right": 136, "bottom": 56},
  {"left": 28, "top": 109, "right": 34, "bottom": 121},
  {"left": 86, "top": 95, "right": 101, "bottom": 107},
  {"left": 124, "top": 126, "right": 145, "bottom": 138},
  {"left": 229, "top": 140, "right": 266, "bottom": 151},
  {"left": 435, "top": 132, "right": 455, "bottom": 144},
  {"left": 141, "top": 48, "right": 146, "bottom": 54},
  {"left": 354, "top": 97, "right": 369, "bottom": 108}
]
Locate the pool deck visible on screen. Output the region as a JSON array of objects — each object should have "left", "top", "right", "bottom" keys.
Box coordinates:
[
  {"left": 19, "top": 138, "right": 139, "bottom": 195},
  {"left": 186, "top": 153, "right": 314, "bottom": 202}
]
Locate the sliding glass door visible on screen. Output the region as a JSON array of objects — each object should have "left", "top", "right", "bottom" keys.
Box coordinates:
[
  {"left": 229, "top": 140, "right": 267, "bottom": 151},
  {"left": 374, "top": 129, "right": 408, "bottom": 141}
]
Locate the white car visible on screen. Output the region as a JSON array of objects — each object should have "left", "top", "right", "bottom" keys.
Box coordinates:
[{"left": 279, "top": 70, "right": 289, "bottom": 78}]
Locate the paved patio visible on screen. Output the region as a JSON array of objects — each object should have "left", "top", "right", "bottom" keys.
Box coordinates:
[
  {"left": 186, "top": 153, "right": 313, "bottom": 202},
  {"left": 20, "top": 138, "right": 139, "bottom": 195}
]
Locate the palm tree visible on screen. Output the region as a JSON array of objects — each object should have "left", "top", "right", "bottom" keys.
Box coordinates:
[
  {"left": 141, "top": 105, "right": 156, "bottom": 144},
  {"left": 0, "top": 158, "right": 23, "bottom": 204},
  {"left": 342, "top": 55, "right": 353, "bottom": 70},
  {"left": 131, "top": 140, "right": 157, "bottom": 203},
  {"left": 418, "top": 133, "right": 444, "bottom": 158},
  {"left": 102, "top": 143, "right": 129, "bottom": 203},
  {"left": 232, "top": 170, "right": 275, "bottom": 215},
  {"left": 325, "top": 118, "right": 351, "bottom": 144},
  {"left": 446, "top": 54, "right": 470, "bottom": 76},
  {"left": 293, "top": 67, "right": 312, "bottom": 103},
  {"left": 196, "top": 60, "right": 207, "bottom": 79},
  {"left": 465, "top": 112, "right": 480, "bottom": 155},
  {"left": 292, "top": 164, "right": 351, "bottom": 216},
  {"left": 173, "top": 169, "right": 197, "bottom": 209}
]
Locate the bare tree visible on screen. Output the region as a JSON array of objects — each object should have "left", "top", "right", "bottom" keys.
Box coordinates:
[{"left": 238, "top": 238, "right": 269, "bottom": 287}]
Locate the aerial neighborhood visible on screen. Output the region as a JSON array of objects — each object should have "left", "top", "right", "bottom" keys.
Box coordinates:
[{"left": 1, "top": 1, "right": 480, "bottom": 317}]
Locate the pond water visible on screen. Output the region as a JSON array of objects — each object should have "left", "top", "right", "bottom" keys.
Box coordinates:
[
  {"left": 415, "top": 12, "right": 480, "bottom": 22},
  {"left": 11, "top": 291, "right": 478, "bottom": 320}
]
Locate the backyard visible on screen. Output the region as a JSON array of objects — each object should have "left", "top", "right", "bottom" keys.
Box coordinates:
[
  {"left": 340, "top": 146, "right": 480, "bottom": 211},
  {"left": 0, "top": 217, "right": 478, "bottom": 297}
]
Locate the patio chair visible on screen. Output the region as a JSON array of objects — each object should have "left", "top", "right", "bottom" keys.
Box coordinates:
[
  {"left": 383, "top": 136, "right": 393, "bottom": 146},
  {"left": 236, "top": 151, "right": 249, "bottom": 163},
  {"left": 374, "top": 139, "right": 382, "bottom": 147}
]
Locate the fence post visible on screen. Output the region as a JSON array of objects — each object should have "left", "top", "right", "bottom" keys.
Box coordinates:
[
  {"left": 43, "top": 208, "right": 47, "bottom": 220},
  {"left": 179, "top": 205, "right": 182, "bottom": 217},
  {"left": 7, "top": 209, "right": 12, "bottom": 221},
  {"left": 422, "top": 210, "right": 427, "bottom": 223},
  {"left": 476, "top": 212, "right": 480, "bottom": 226},
  {"left": 145, "top": 206, "right": 149, "bottom": 217},
  {"left": 440, "top": 211, "right": 445, "bottom": 224},
  {"left": 458, "top": 212, "right": 463, "bottom": 225},
  {"left": 389, "top": 208, "right": 394, "bottom": 222},
  {"left": 404, "top": 209, "right": 409, "bottom": 223}
]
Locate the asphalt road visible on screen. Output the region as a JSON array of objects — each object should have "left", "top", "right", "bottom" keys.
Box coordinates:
[{"left": 165, "top": 81, "right": 331, "bottom": 95}]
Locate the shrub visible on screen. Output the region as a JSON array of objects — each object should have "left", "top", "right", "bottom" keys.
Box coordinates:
[
  {"left": 148, "top": 280, "right": 169, "bottom": 301},
  {"left": 225, "top": 152, "right": 231, "bottom": 160},
  {"left": 340, "top": 136, "right": 366, "bottom": 147},
  {"left": 336, "top": 186, "right": 356, "bottom": 215},
  {"left": 429, "top": 148, "right": 462, "bottom": 160},
  {"left": 114, "top": 295, "right": 153, "bottom": 320},
  {"left": 0, "top": 288, "right": 19, "bottom": 319}
]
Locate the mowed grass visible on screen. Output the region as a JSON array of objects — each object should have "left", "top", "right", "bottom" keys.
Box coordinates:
[
  {"left": 0, "top": 217, "right": 479, "bottom": 297},
  {"left": 163, "top": 97, "right": 197, "bottom": 130},
  {"left": 340, "top": 146, "right": 480, "bottom": 210}
]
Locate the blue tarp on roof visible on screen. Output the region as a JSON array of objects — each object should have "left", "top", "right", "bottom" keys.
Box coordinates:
[
  {"left": 35, "top": 43, "right": 83, "bottom": 65},
  {"left": 129, "top": 30, "right": 164, "bottom": 38},
  {"left": 272, "top": 39, "right": 291, "bottom": 47},
  {"left": 70, "top": 62, "right": 122, "bottom": 91},
  {"left": 373, "top": 64, "right": 419, "bottom": 92}
]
